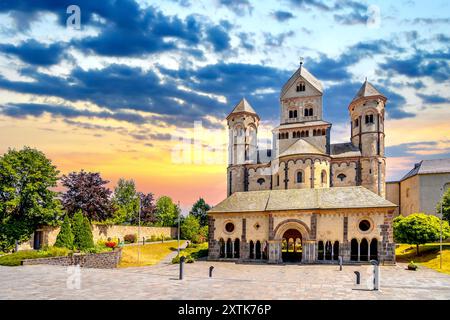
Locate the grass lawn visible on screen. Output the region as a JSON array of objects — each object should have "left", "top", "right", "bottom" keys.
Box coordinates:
[
  {"left": 119, "top": 240, "right": 186, "bottom": 268},
  {"left": 171, "top": 242, "right": 208, "bottom": 264},
  {"left": 396, "top": 243, "right": 450, "bottom": 275}
]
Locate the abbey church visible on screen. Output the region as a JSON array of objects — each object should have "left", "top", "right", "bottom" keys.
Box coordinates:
[{"left": 208, "top": 63, "right": 397, "bottom": 264}]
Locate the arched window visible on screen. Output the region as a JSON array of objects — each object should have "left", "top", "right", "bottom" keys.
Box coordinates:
[
  {"left": 289, "top": 110, "right": 293, "bottom": 118},
  {"left": 219, "top": 238, "right": 225, "bottom": 258},
  {"left": 257, "top": 178, "right": 265, "bottom": 185},
  {"left": 365, "top": 114, "right": 374, "bottom": 124},
  {"left": 354, "top": 118, "right": 359, "bottom": 127},
  {"left": 321, "top": 170, "right": 327, "bottom": 184},
  {"left": 350, "top": 239, "right": 358, "bottom": 261},
  {"left": 304, "top": 108, "right": 309, "bottom": 117},
  {"left": 300, "top": 131, "right": 305, "bottom": 137},
  {"left": 337, "top": 173, "right": 346, "bottom": 181},
  {"left": 305, "top": 130, "right": 309, "bottom": 137},
  {"left": 296, "top": 81, "right": 306, "bottom": 92},
  {"left": 294, "top": 110, "right": 298, "bottom": 118},
  {"left": 370, "top": 238, "right": 378, "bottom": 261},
  {"left": 234, "top": 238, "right": 240, "bottom": 258},
  {"left": 296, "top": 171, "right": 304, "bottom": 183},
  {"left": 249, "top": 240, "right": 254, "bottom": 259},
  {"left": 313, "top": 129, "right": 317, "bottom": 136},
  {"left": 293, "top": 131, "right": 297, "bottom": 138},
  {"left": 256, "top": 241, "right": 261, "bottom": 259},
  {"left": 360, "top": 238, "right": 369, "bottom": 261},
  {"left": 318, "top": 241, "right": 324, "bottom": 260},
  {"left": 333, "top": 241, "right": 339, "bottom": 260},
  {"left": 321, "top": 129, "right": 326, "bottom": 135},
  {"left": 226, "top": 238, "right": 233, "bottom": 258},
  {"left": 309, "top": 108, "right": 313, "bottom": 116}
]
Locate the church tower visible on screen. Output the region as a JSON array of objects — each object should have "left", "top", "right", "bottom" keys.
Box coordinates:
[
  {"left": 349, "top": 80, "right": 387, "bottom": 197},
  {"left": 226, "top": 98, "right": 259, "bottom": 196}
]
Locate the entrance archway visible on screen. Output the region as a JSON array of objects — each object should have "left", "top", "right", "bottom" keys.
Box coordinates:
[{"left": 281, "top": 229, "right": 302, "bottom": 262}]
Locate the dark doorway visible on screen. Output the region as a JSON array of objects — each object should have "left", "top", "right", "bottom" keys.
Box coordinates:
[
  {"left": 370, "top": 238, "right": 378, "bottom": 261},
  {"left": 226, "top": 238, "right": 232, "bottom": 258},
  {"left": 33, "top": 231, "right": 43, "bottom": 250},
  {"left": 234, "top": 238, "right": 240, "bottom": 258},
  {"left": 249, "top": 240, "right": 254, "bottom": 259},
  {"left": 219, "top": 238, "right": 225, "bottom": 258},
  {"left": 318, "top": 241, "right": 324, "bottom": 260},
  {"left": 325, "top": 241, "right": 332, "bottom": 260},
  {"left": 333, "top": 241, "right": 339, "bottom": 260},
  {"left": 360, "top": 238, "right": 369, "bottom": 261},
  {"left": 350, "top": 239, "right": 358, "bottom": 261},
  {"left": 255, "top": 241, "right": 261, "bottom": 259},
  {"left": 281, "top": 229, "right": 302, "bottom": 262}
]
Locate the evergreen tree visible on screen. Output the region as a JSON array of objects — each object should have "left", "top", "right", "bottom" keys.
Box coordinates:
[
  {"left": 72, "top": 211, "right": 94, "bottom": 250},
  {"left": 54, "top": 215, "right": 74, "bottom": 249},
  {"left": 437, "top": 188, "right": 450, "bottom": 222},
  {"left": 190, "top": 198, "right": 211, "bottom": 226}
]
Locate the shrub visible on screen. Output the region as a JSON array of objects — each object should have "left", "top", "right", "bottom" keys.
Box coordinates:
[
  {"left": 172, "top": 254, "right": 194, "bottom": 264},
  {"left": 165, "top": 236, "right": 172, "bottom": 241},
  {"left": 124, "top": 234, "right": 137, "bottom": 243},
  {"left": 72, "top": 211, "right": 94, "bottom": 251},
  {"left": 55, "top": 215, "right": 74, "bottom": 249},
  {"left": 0, "top": 247, "right": 71, "bottom": 266}
]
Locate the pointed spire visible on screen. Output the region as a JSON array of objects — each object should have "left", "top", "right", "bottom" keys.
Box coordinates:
[
  {"left": 227, "top": 98, "right": 259, "bottom": 120},
  {"left": 351, "top": 80, "right": 385, "bottom": 103}
]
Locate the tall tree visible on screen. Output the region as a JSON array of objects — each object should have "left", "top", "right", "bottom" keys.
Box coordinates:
[
  {"left": 437, "top": 188, "right": 450, "bottom": 222},
  {"left": 181, "top": 214, "right": 200, "bottom": 242},
  {"left": 0, "top": 147, "right": 62, "bottom": 251},
  {"left": 61, "top": 170, "right": 115, "bottom": 221},
  {"left": 72, "top": 210, "right": 94, "bottom": 250},
  {"left": 112, "top": 178, "right": 138, "bottom": 224},
  {"left": 55, "top": 215, "right": 74, "bottom": 249},
  {"left": 393, "top": 213, "right": 450, "bottom": 255},
  {"left": 190, "top": 198, "right": 211, "bottom": 226},
  {"left": 130, "top": 192, "right": 157, "bottom": 225},
  {"left": 155, "top": 196, "right": 178, "bottom": 227}
]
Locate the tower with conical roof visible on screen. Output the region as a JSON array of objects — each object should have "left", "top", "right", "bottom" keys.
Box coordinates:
[
  {"left": 226, "top": 98, "right": 260, "bottom": 195},
  {"left": 349, "top": 80, "right": 387, "bottom": 197}
]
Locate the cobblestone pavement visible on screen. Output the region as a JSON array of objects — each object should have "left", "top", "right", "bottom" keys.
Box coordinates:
[{"left": 1, "top": 261, "right": 449, "bottom": 300}]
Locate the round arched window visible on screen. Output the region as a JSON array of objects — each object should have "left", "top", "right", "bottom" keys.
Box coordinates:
[
  {"left": 225, "top": 222, "right": 235, "bottom": 233},
  {"left": 359, "top": 220, "right": 371, "bottom": 232}
]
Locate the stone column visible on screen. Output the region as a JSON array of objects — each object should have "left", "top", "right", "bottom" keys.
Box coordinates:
[
  {"left": 302, "top": 240, "right": 316, "bottom": 263},
  {"left": 380, "top": 212, "right": 395, "bottom": 265},
  {"left": 240, "top": 218, "right": 248, "bottom": 260},
  {"left": 342, "top": 216, "right": 350, "bottom": 262},
  {"left": 268, "top": 240, "right": 281, "bottom": 264},
  {"left": 207, "top": 216, "right": 220, "bottom": 260}
]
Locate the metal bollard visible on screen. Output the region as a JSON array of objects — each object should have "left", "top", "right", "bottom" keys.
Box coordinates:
[
  {"left": 179, "top": 256, "right": 185, "bottom": 280},
  {"left": 354, "top": 271, "right": 360, "bottom": 285},
  {"left": 338, "top": 256, "right": 343, "bottom": 271},
  {"left": 15, "top": 240, "right": 19, "bottom": 253},
  {"left": 370, "top": 260, "right": 379, "bottom": 291},
  {"left": 209, "top": 266, "right": 214, "bottom": 278}
]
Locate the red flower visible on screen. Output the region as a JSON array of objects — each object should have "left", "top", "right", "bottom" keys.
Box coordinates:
[{"left": 105, "top": 241, "right": 117, "bottom": 248}]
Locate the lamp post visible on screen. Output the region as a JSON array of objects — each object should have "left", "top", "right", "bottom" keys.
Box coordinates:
[
  {"left": 440, "top": 187, "right": 444, "bottom": 270},
  {"left": 177, "top": 201, "right": 181, "bottom": 257},
  {"left": 137, "top": 195, "right": 141, "bottom": 266}
]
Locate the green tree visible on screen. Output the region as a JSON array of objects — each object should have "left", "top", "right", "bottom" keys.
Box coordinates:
[
  {"left": 190, "top": 198, "right": 211, "bottom": 227},
  {"left": 72, "top": 211, "right": 94, "bottom": 250},
  {"left": 112, "top": 178, "right": 139, "bottom": 224},
  {"left": 437, "top": 188, "right": 450, "bottom": 222},
  {"left": 0, "top": 147, "right": 62, "bottom": 251},
  {"left": 393, "top": 213, "right": 450, "bottom": 255},
  {"left": 181, "top": 214, "right": 200, "bottom": 242},
  {"left": 155, "top": 196, "right": 178, "bottom": 226},
  {"left": 54, "top": 215, "right": 74, "bottom": 249}
]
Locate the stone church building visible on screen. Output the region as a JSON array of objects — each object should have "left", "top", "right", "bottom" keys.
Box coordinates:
[{"left": 208, "top": 63, "right": 397, "bottom": 264}]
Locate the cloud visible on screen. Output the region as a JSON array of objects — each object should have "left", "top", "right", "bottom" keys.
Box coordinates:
[
  {"left": 219, "top": 0, "right": 253, "bottom": 16},
  {"left": 417, "top": 93, "right": 450, "bottom": 104},
  {"left": 272, "top": 11, "right": 295, "bottom": 22},
  {"left": 263, "top": 31, "right": 295, "bottom": 47},
  {"left": 205, "top": 24, "right": 231, "bottom": 52},
  {"left": 386, "top": 140, "right": 450, "bottom": 158},
  {"left": 237, "top": 32, "right": 255, "bottom": 51},
  {"left": 0, "top": 39, "right": 68, "bottom": 66}
]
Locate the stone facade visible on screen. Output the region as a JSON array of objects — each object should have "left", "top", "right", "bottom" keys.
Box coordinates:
[
  {"left": 21, "top": 248, "right": 122, "bottom": 269},
  {"left": 386, "top": 159, "right": 450, "bottom": 216},
  {"left": 210, "top": 63, "right": 397, "bottom": 265}
]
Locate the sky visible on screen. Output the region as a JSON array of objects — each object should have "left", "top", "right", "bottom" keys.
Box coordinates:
[{"left": 0, "top": 0, "right": 449, "bottom": 212}]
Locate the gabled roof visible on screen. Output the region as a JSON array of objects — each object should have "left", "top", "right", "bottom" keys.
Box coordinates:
[
  {"left": 401, "top": 159, "right": 450, "bottom": 181},
  {"left": 351, "top": 80, "right": 386, "bottom": 104},
  {"left": 330, "top": 142, "right": 361, "bottom": 158},
  {"left": 209, "top": 186, "right": 397, "bottom": 213},
  {"left": 280, "top": 66, "right": 323, "bottom": 98},
  {"left": 226, "top": 98, "right": 259, "bottom": 120},
  {"left": 278, "top": 139, "right": 325, "bottom": 158}
]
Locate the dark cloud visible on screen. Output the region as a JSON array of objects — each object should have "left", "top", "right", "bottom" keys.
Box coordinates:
[
  {"left": 206, "top": 25, "right": 231, "bottom": 52},
  {"left": 272, "top": 11, "right": 295, "bottom": 22},
  {"left": 408, "top": 18, "right": 450, "bottom": 25},
  {"left": 288, "top": 0, "right": 331, "bottom": 11},
  {"left": 263, "top": 31, "right": 294, "bottom": 47},
  {"left": 417, "top": 93, "right": 450, "bottom": 104},
  {"left": 380, "top": 49, "right": 450, "bottom": 82},
  {"left": 237, "top": 32, "right": 255, "bottom": 51},
  {"left": 0, "top": 40, "right": 67, "bottom": 66},
  {"left": 219, "top": 0, "right": 253, "bottom": 16}
]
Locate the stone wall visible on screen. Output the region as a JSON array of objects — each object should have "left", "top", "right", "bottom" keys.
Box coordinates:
[
  {"left": 19, "top": 225, "right": 177, "bottom": 251},
  {"left": 22, "top": 248, "right": 122, "bottom": 268}
]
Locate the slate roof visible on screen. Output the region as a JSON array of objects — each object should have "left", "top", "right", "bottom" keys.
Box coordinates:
[
  {"left": 351, "top": 81, "right": 386, "bottom": 103},
  {"left": 209, "top": 186, "right": 397, "bottom": 213},
  {"left": 401, "top": 159, "right": 450, "bottom": 181},
  {"left": 330, "top": 142, "right": 361, "bottom": 158},
  {"left": 227, "top": 98, "right": 259, "bottom": 119},
  {"left": 278, "top": 139, "right": 325, "bottom": 158},
  {"left": 281, "top": 66, "right": 323, "bottom": 97}
]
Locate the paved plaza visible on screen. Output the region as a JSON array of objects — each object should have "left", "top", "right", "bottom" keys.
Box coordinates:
[{"left": 1, "top": 260, "right": 450, "bottom": 300}]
